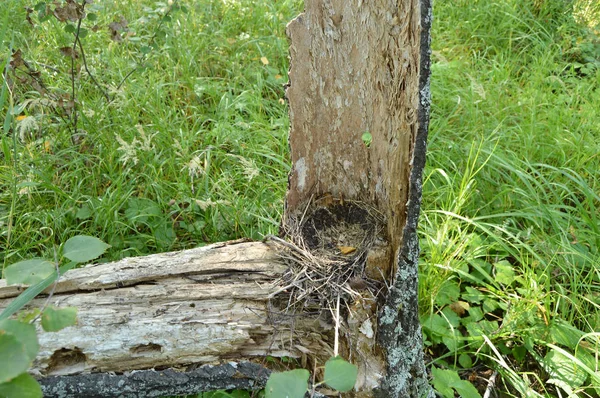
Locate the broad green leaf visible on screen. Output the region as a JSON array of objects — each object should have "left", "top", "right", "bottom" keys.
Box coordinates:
[
  {"left": 435, "top": 281, "right": 460, "bottom": 307},
  {"left": 432, "top": 367, "right": 481, "bottom": 398},
  {"left": 482, "top": 298, "right": 499, "bottom": 313},
  {"left": 512, "top": 345, "right": 527, "bottom": 363},
  {"left": 494, "top": 260, "right": 515, "bottom": 285},
  {"left": 453, "top": 379, "right": 482, "bottom": 398},
  {"left": 265, "top": 369, "right": 309, "bottom": 398},
  {"left": 441, "top": 307, "right": 461, "bottom": 328},
  {"left": 422, "top": 313, "right": 450, "bottom": 338},
  {"left": 63, "top": 235, "right": 110, "bottom": 263},
  {"left": 463, "top": 306, "right": 484, "bottom": 324},
  {"left": 41, "top": 307, "right": 78, "bottom": 332},
  {"left": 76, "top": 204, "right": 92, "bottom": 220},
  {"left": 442, "top": 334, "right": 459, "bottom": 352},
  {"left": 0, "top": 320, "right": 38, "bottom": 362},
  {"left": 458, "top": 354, "right": 472, "bottom": 369},
  {"left": 34, "top": 2, "right": 48, "bottom": 12},
  {"left": 4, "top": 259, "right": 55, "bottom": 286},
  {"left": 0, "top": 262, "right": 77, "bottom": 320},
  {"left": 431, "top": 367, "right": 458, "bottom": 398},
  {"left": 0, "top": 372, "right": 42, "bottom": 398},
  {"left": 543, "top": 348, "right": 587, "bottom": 388},
  {"left": 549, "top": 320, "right": 583, "bottom": 350},
  {"left": 462, "top": 286, "right": 485, "bottom": 304},
  {"left": 324, "top": 356, "right": 357, "bottom": 392},
  {"left": 0, "top": 332, "right": 30, "bottom": 383}
]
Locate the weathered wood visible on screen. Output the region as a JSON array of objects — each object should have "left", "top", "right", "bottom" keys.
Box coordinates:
[
  {"left": 284, "top": 0, "right": 433, "bottom": 396},
  {"left": 0, "top": 241, "right": 332, "bottom": 381},
  {"left": 285, "top": 0, "right": 421, "bottom": 252}
]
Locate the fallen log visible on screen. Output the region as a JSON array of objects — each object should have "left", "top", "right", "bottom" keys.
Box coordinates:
[
  {"left": 0, "top": 240, "right": 334, "bottom": 396},
  {"left": 0, "top": 240, "right": 332, "bottom": 373}
]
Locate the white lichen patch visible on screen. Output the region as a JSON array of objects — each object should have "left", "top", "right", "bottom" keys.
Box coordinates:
[{"left": 294, "top": 157, "right": 307, "bottom": 192}]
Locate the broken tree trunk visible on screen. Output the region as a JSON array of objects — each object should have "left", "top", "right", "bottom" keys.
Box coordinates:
[
  {"left": 284, "top": 0, "right": 433, "bottom": 396},
  {"left": 0, "top": 0, "right": 433, "bottom": 396}
]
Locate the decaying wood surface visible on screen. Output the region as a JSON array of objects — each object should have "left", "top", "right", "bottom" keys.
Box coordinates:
[
  {"left": 0, "top": 240, "right": 333, "bottom": 380},
  {"left": 285, "top": 0, "right": 421, "bottom": 252},
  {"left": 285, "top": 0, "right": 434, "bottom": 396}
]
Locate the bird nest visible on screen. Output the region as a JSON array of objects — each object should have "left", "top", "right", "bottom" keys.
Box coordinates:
[{"left": 267, "top": 196, "right": 388, "bottom": 314}]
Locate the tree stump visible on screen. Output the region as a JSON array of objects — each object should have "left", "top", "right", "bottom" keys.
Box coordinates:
[{"left": 0, "top": 0, "right": 433, "bottom": 396}]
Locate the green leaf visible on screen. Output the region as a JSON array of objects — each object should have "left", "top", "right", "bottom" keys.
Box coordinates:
[
  {"left": 4, "top": 259, "right": 55, "bottom": 285},
  {"left": 63, "top": 235, "right": 110, "bottom": 263},
  {"left": 0, "top": 320, "right": 39, "bottom": 363},
  {"left": 86, "top": 12, "right": 97, "bottom": 21},
  {"left": 34, "top": 2, "right": 47, "bottom": 12},
  {"left": 462, "top": 286, "right": 486, "bottom": 303},
  {"left": 361, "top": 131, "right": 372, "bottom": 148},
  {"left": 76, "top": 204, "right": 92, "bottom": 220},
  {"left": 494, "top": 260, "right": 515, "bottom": 285},
  {"left": 432, "top": 367, "right": 482, "bottom": 398},
  {"left": 422, "top": 313, "right": 450, "bottom": 338},
  {"left": 0, "top": 332, "right": 30, "bottom": 384},
  {"left": 543, "top": 348, "right": 587, "bottom": 388},
  {"left": 41, "top": 307, "right": 78, "bottom": 332},
  {"left": 140, "top": 45, "right": 152, "bottom": 54},
  {"left": 458, "top": 354, "right": 472, "bottom": 368},
  {"left": 431, "top": 367, "right": 458, "bottom": 398},
  {"left": 324, "top": 356, "right": 357, "bottom": 392},
  {"left": 482, "top": 298, "right": 499, "bottom": 313},
  {"left": 549, "top": 320, "right": 584, "bottom": 350},
  {"left": 125, "top": 198, "right": 161, "bottom": 224},
  {"left": 154, "top": 222, "right": 176, "bottom": 249},
  {"left": 78, "top": 28, "right": 88, "bottom": 39},
  {"left": 441, "top": 307, "right": 460, "bottom": 328},
  {"left": 453, "top": 379, "right": 483, "bottom": 398},
  {"left": 64, "top": 24, "right": 76, "bottom": 33},
  {"left": 0, "top": 262, "right": 78, "bottom": 320},
  {"left": 0, "top": 373, "right": 42, "bottom": 398},
  {"left": 512, "top": 345, "right": 527, "bottom": 363},
  {"left": 265, "top": 369, "right": 309, "bottom": 398},
  {"left": 436, "top": 281, "right": 460, "bottom": 306}
]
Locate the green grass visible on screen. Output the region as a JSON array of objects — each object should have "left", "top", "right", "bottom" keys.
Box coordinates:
[{"left": 1, "top": 0, "right": 600, "bottom": 396}]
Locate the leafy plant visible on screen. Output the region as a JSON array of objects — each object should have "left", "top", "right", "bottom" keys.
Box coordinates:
[
  {"left": 265, "top": 356, "right": 357, "bottom": 398},
  {"left": 0, "top": 234, "right": 110, "bottom": 397},
  {"left": 432, "top": 367, "right": 481, "bottom": 398}
]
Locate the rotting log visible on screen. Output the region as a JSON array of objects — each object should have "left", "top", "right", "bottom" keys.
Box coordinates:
[
  {"left": 0, "top": 240, "right": 333, "bottom": 397},
  {"left": 0, "top": 0, "right": 434, "bottom": 396}
]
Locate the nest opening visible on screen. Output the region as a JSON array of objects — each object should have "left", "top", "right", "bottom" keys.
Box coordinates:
[{"left": 268, "top": 197, "right": 389, "bottom": 320}]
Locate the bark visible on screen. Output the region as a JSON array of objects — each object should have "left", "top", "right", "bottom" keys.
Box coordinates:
[{"left": 284, "top": 0, "right": 433, "bottom": 396}]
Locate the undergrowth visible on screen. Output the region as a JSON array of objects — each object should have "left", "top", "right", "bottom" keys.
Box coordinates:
[{"left": 1, "top": 0, "right": 599, "bottom": 396}]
